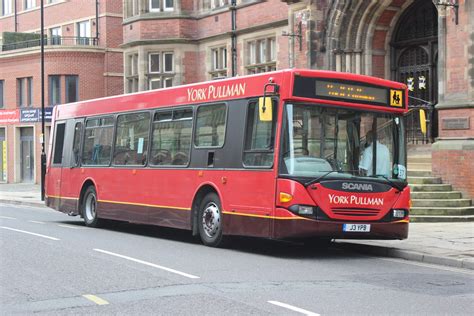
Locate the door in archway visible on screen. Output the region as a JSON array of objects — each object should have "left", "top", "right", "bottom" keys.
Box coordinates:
[{"left": 391, "top": 0, "right": 438, "bottom": 142}]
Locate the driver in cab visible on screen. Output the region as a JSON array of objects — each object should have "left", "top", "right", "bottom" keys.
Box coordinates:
[{"left": 359, "top": 130, "right": 391, "bottom": 177}]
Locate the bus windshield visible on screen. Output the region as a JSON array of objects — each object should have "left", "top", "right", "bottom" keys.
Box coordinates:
[{"left": 280, "top": 103, "right": 406, "bottom": 181}]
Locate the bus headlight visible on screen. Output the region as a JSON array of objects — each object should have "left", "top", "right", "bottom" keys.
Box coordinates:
[
  {"left": 392, "top": 209, "right": 406, "bottom": 218},
  {"left": 289, "top": 205, "right": 314, "bottom": 215},
  {"left": 298, "top": 206, "right": 314, "bottom": 215}
]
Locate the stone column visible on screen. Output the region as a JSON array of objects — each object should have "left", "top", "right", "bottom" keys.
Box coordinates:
[{"left": 432, "top": 0, "right": 474, "bottom": 199}]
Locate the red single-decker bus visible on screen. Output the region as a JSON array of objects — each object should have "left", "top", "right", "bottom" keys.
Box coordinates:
[{"left": 46, "top": 69, "right": 410, "bottom": 247}]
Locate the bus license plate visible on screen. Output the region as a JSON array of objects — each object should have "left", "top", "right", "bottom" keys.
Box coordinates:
[{"left": 343, "top": 224, "right": 371, "bottom": 232}]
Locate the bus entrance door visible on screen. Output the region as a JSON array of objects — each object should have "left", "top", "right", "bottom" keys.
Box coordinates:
[{"left": 57, "top": 119, "right": 83, "bottom": 215}]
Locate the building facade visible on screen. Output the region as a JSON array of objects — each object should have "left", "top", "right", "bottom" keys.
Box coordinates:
[
  {"left": 121, "top": 0, "right": 473, "bottom": 197},
  {"left": 0, "top": 0, "right": 123, "bottom": 183}
]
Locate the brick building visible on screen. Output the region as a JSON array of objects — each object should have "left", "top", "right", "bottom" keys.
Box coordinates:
[
  {"left": 121, "top": 0, "right": 472, "bottom": 197},
  {"left": 0, "top": 0, "right": 123, "bottom": 183},
  {"left": 1, "top": 0, "right": 472, "bottom": 198}
]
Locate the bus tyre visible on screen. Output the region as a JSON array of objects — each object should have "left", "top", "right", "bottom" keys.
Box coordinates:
[
  {"left": 198, "top": 193, "right": 225, "bottom": 247},
  {"left": 82, "top": 186, "right": 102, "bottom": 228}
]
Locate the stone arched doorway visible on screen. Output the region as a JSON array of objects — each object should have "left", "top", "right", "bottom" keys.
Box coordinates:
[{"left": 391, "top": 0, "right": 438, "bottom": 142}]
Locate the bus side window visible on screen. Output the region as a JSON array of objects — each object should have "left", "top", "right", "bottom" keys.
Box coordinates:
[
  {"left": 150, "top": 108, "right": 193, "bottom": 167},
  {"left": 243, "top": 100, "right": 276, "bottom": 167},
  {"left": 52, "top": 122, "right": 66, "bottom": 165},
  {"left": 72, "top": 122, "right": 82, "bottom": 166},
  {"left": 194, "top": 103, "right": 226, "bottom": 148},
  {"left": 82, "top": 117, "right": 114, "bottom": 166},
  {"left": 113, "top": 112, "right": 150, "bottom": 166}
]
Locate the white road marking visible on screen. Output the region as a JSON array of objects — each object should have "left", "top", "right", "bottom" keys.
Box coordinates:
[
  {"left": 82, "top": 294, "right": 109, "bottom": 305},
  {"left": 93, "top": 248, "right": 200, "bottom": 279},
  {"left": 57, "top": 224, "right": 85, "bottom": 230},
  {"left": 0, "top": 216, "right": 17, "bottom": 220},
  {"left": 268, "top": 301, "right": 320, "bottom": 316},
  {"left": 379, "top": 257, "right": 474, "bottom": 275},
  {"left": 0, "top": 226, "right": 60, "bottom": 241},
  {"left": 29, "top": 220, "right": 46, "bottom": 224}
]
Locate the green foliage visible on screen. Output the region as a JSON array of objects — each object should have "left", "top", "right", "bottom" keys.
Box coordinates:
[{"left": 3, "top": 32, "right": 41, "bottom": 44}]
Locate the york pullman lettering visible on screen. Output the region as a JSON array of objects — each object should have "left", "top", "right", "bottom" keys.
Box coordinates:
[
  {"left": 187, "top": 83, "right": 247, "bottom": 102},
  {"left": 329, "top": 194, "right": 384, "bottom": 207}
]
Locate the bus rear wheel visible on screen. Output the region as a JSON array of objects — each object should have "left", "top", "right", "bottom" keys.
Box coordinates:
[
  {"left": 198, "top": 193, "right": 225, "bottom": 247},
  {"left": 82, "top": 186, "right": 102, "bottom": 228}
]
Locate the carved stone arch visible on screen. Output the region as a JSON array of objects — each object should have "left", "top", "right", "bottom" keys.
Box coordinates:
[
  {"left": 325, "top": 0, "right": 354, "bottom": 70},
  {"left": 359, "top": 0, "right": 391, "bottom": 75}
]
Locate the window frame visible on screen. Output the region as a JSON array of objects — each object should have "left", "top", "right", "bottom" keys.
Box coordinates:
[
  {"left": 149, "top": 78, "right": 161, "bottom": 90},
  {"left": 149, "top": 0, "right": 161, "bottom": 12},
  {"left": 24, "top": 0, "right": 35, "bottom": 10},
  {"left": 164, "top": 0, "right": 174, "bottom": 11},
  {"left": 246, "top": 36, "right": 277, "bottom": 74},
  {"left": 49, "top": 27, "right": 62, "bottom": 45},
  {"left": 163, "top": 52, "right": 174, "bottom": 73},
  {"left": 0, "top": 80, "right": 4, "bottom": 109},
  {"left": 149, "top": 106, "right": 194, "bottom": 168},
  {"left": 65, "top": 75, "right": 79, "bottom": 103},
  {"left": 193, "top": 102, "right": 228, "bottom": 149},
  {"left": 17, "top": 77, "right": 33, "bottom": 108},
  {"left": 149, "top": 53, "right": 161, "bottom": 73},
  {"left": 242, "top": 98, "right": 278, "bottom": 169},
  {"left": 49, "top": 75, "right": 61, "bottom": 106},
  {"left": 2, "top": 0, "right": 13, "bottom": 16}
]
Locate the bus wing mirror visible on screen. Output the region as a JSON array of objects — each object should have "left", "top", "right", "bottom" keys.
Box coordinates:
[
  {"left": 258, "top": 97, "right": 273, "bottom": 121},
  {"left": 419, "top": 109, "right": 427, "bottom": 135}
]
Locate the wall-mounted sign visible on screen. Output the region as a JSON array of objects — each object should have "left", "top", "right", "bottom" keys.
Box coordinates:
[
  {"left": 0, "top": 108, "right": 53, "bottom": 125},
  {"left": 20, "top": 109, "right": 39, "bottom": 122},
  {"left": 0, "top": 110, "right": 20, "bottom": 124},
  {"left": 442, "top": 117, "right": 470, "bottom": 130}
]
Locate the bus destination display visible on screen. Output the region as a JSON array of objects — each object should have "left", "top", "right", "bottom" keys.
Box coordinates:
[
  {"left": 315, "top": 80, "right": 388, "bottom": 104},
  {"left": 292, "top": 76, "right": 404, "bottom": 108}
]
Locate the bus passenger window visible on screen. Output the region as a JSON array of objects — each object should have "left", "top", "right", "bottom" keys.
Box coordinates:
[
  {"left": 53, "top": 123, "right": 66, "bottom": 165},
  {"left": 243, "top": 101, "right": 276, "bottom": 167},
  {"left": 113, "top": 112, "right": 150, "bottom": 166},
  {"left": 195, "top": 104, "right": 226, "bottom": 147},
  {"left": 150, "top": 108, "right": 193, "bottom": 166},
  {"left": 82, "top": 117, "right": 114, "bottom": 166}
]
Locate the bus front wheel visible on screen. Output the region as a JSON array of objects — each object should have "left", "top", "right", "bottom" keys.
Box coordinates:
[
  {"left": 198, "top": 193, "right": 224, "bottom": 247},
  {"left": 82, "top": 186, "right": 102, "bottom": 228}
]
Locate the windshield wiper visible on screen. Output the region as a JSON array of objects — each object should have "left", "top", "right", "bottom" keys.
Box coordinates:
[
  {"left": 305, "top": 171, "right": 340, "bottom": 187},
  {"left": 375, "top": 174, "right": 404, "bottom": 191}
]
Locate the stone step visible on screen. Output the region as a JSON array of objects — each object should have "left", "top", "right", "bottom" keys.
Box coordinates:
[
  {"left": 411, "top": 191, "right": 463, "bottom": 199},
  {"left": 407, "top": 170, "right": 432, "bottom": 177},
  {"left": 408, "top": 177, "right": 442, "bottom": 185},
  {"left": 410, "top": 215, "right": 474, "bottom": 222},
  {"left": 407, "top": 156, "right": 432, "bottom": 164},
  {"left": 407, "top": 162, "right": 432, "bottom": 171},
  {"left": 410, "top": 206, "right": 474, "bottom": 216},
  {"left": 412, "top": 198, "right": 472, "bottom": 208},
  {"left": 409, "top": 184, "right": 453, "bottom": 192}
]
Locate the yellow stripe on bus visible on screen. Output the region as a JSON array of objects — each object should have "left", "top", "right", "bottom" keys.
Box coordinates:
[
  {"left": 98, "top": 199, "right": 191, "bottom": 211},
  {"left": 46, "top": 195, "right": 79, "bottom": 200},
  {"left": 222, "top": 211, "right": 311, "bottom": 221}
]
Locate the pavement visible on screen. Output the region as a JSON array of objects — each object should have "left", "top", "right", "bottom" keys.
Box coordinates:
[{"left": 1, "top": 183, "right": 473, "bottom": 270}]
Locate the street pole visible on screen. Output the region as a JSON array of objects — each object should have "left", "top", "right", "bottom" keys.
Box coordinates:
[{"left": 40, "top": 0, "right": 46, "bottom": 201}]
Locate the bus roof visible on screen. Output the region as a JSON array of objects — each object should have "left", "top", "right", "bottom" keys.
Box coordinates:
[{"left": 55, "top": 69, "right": 408, "bottom": 120}]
